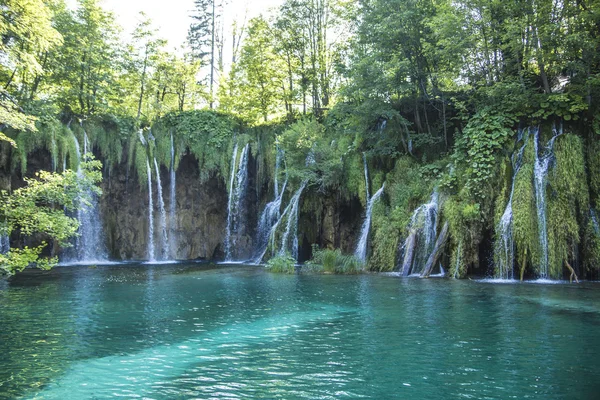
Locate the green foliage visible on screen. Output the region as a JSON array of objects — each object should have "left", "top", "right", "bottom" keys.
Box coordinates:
[
  {"left": 265, "top": 253, "right": 297, "bottom": 274},
  {"left": 442, "top": 195, "right": 482, "bottom": 277},
  {"left": 134, "top": 141, "right": 149, "bottom": 185},
  {"left": 532, "top": 94, "right": 588, "bottom": 121},
  {"left": 546, "top": 134, "right": 589, "bottom": 279},
  {"left": 583, "top": 215, "right": 600, "bottom": 274},
  {"left": 153, "top": 110, "right": 237, "bottom": 182},
  {"left": 306, "top": 246, "right": 364, "bottom": 274},
  {"left": 587, "top": 140, "right": 600, "bottom": 202},
  {"left": 386, "top": 156, "right": 439, "bottom": 229},
  {"left": 0, "top": 157, "right": 103, "bottom": 274},
  {"left": 453, "top": 109, "right": 516, "bottom": 202},
  {"left": 0, "top": 244, "right": 55, "bottom": 275},
  {"left": 512, "top": 162, "right": 540, "bottom": 279},
  {"left": 368, "top": 215, "right": 399, "bottom": 272}
]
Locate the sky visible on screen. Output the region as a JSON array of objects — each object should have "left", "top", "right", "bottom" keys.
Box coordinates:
[{"left": 66, "top": 0, "right": 284, "bottom": 52}]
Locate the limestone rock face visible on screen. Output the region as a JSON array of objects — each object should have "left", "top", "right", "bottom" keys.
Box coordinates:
[
  {"left": 0, "top": 146, "right": 363, "bottom": 263},
  {"left": 297, "top": 193, "right": 363, "bottom": 262},
  {"left": 101, "top": 154, "right": 229, "bottom": 261}
]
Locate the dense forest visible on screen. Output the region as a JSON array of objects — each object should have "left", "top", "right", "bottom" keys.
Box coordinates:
[{"left": 1, "top": 0, "right": 600, "bottom": 280}]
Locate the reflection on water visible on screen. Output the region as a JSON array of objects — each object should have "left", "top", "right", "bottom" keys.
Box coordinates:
[{"left": 0, "top": 263, "right": 599, "bottom": 399}]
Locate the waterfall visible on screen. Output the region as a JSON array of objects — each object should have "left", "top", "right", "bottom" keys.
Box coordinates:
[
  {"left": 154, "top": 158, "right": 168, "bottom": 260},
  {"left": 362, "top": 153, "right": 370, "bottom": 201},
  {"left": 254, "top": 149, "right": 288, "bottom": 262},
  {"left": 224, "top": 144, "right": 238, "bottom": 260},
  {"left": 402, "top": 191, "right": 439, "bottom": 275},
  {"left": 0, "top": 234, "right": 9, "bottom": 254},
  {"left": 591, "top": 209, "right": 600, "bottom": 236},
  {"left": 354, "top": 183, "right": 385, "bottom": 262},
  {"left": 169, "top": 133, "right": 177, "bottom": 259},
  {"left": 224, "top": 143, "right": 250, "bottom": 261},
  {"left": 533, "top": 126, "right": 560, "bottom": 278},
  {"left": 146, "top": 157, "right": 155, "bottom": 261},
  {"left": 69, "top": 129, "right": 108, "bottom": 263},
  {"left": 494, "top": 134, "right": 529, "bottom": 279},
  {"left": 253, "top": 180, "right": 305, "bottom": 263},
  {"left": 279, "top": 181, "right": 308, "bottom": 259},
  {"left": 274, "top": 146, "right": 281, "bottom": 199},
  {"left": 453, "top": 242, "right": 462, "bottom": 279}
]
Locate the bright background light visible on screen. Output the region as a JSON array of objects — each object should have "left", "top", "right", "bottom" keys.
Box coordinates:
[{"left": 66, "top": 0, "right": 283, "bottom": 51}]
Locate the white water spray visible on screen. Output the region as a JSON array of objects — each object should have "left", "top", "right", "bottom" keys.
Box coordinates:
[
  {"left": 533, "top": 126, "right": 561, "bottom": 278},
  {"left": 69, "top": 128, "right": 108, "bottom": 263},
  {"left": 169, "top": 133, "right": 177, "bottom": 259},
  {"left": 154, "top": 158, "right": 168, "bottom": 260},
  {"left": 279, "top": 181, "right": 308, "bottom": 259},
  {"left": 224, "top": 143, "right": 250, "bottom": 261},
  {"left": 354, "top": 183, "right": 385, "bottom": 262},
  {"left": 494, "top": 132, "right": 529, "bottom": 279},
  {"left": 402, "top": 191, "right": 439, "bottom": 275},
  {"left": 146, "top": 157, "right": 155, "bottom": 261}
]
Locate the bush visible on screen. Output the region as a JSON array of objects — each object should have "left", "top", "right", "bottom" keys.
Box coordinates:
[
  {"left": 265, "top": 253, "right": 297, "bottom": 274},
  {"left": 307, "top": 246, "right": 364, "bottom": 274}
]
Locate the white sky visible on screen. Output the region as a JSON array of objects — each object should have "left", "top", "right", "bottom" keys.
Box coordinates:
[{"left": 66, "top": 0, "right": 283, "bottom": 52}]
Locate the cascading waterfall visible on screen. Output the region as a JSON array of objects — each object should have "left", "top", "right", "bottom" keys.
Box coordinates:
[
  {"left": 153, "top": 158, "right": 168, "bottom": 260},
  {"left": 494, "top": 133, "right": 529, "bottom": 279},
  {"left": 274, "top": 146, "right": 281, "bottom": 199},
  {"left": 279, "top": 181, "right": 308, "bottom": 259},
  {"left": 0, "top": 234, "right": 9, "bottom": 254},
  {"left": 363, "top": 153, "right": 370, "bottom": 201},
  {"left": 169, "top": 133, "right": 177, "bottom": 259},
  {"left": 591, "top": 209, "right": 600, "bottom": 236},
  {"left": 275, "top": 153, "right": 315, "bottom": 260},
  {"left": 146, "top": 157, "right": 155, "bottom": 261},
  {"left": 224, "top": 144, "right": 238, "bottom": 260},
  {"left": 254, "top": 149, "right": 288, "bottom": 262},
  {"left": 402, "top": 191, "right": 439, "bottom": 275},
  {"left": 70, "top": 129, "right": 108, "bottom": 263},
  {"left": 533, "top": 126, "right": 561, "bottom": 279},
  {"left": 354, "top": 183, "right": 385, "bottom": 262},
  {"left": 224, "top": 143, "right": 250, "bottom": 261}
]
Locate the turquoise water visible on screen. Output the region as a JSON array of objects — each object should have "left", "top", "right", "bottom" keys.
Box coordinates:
[{"left": 0, "top": 264, "right": 599, "bottom": 399}]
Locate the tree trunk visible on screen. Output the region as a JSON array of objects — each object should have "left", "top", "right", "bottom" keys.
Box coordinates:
[
  {"left": 137, "top": 48, "right": 149, "bottom": 120},
  {"left": 421, "top": 222, "right": 449, "bottom": 278},
  {"left": 402, "top": 230, "right": 417, "bottom": 276},
  {"left": 565, "top": 261, "right": 579, "bottom": 284},
  {"left": 209, "top": 0, "right": 216, "bottom": 109}
]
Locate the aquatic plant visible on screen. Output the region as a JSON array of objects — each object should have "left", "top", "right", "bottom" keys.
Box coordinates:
[{"left": 265, "top": 253, "right": 296, "bottom": 274}]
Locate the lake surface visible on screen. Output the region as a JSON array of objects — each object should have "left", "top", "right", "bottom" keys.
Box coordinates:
[{"left": 0, "top": 263, "right": 599, "bottom": 399}]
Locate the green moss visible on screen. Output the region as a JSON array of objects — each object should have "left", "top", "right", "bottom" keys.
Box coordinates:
[
  {"left": 512, "top": 162, "right": 539, "bottom": 279},
  {"left": 448, "top": 241, "right": 467, "bottom": 278},
  {"left": 152, "top": 110, "right": 238, "bottom": 183},
  {"left": 368, "top": 201, "right": 399, "bottom": 272},
  {"left": 442, "top": 194, "right": 481, "bottom": 277},
  {"left": 546, "top": 134, "right": 589, "bottom": 279},
  {"left": 588, "top": 140, "right": 600, "bottom": 202},
  {"left": 134, "top": 141, "right": 149, "bottom": 185},
  {"left": 583, "top": 216, "right": 600, "bottom": 275}
]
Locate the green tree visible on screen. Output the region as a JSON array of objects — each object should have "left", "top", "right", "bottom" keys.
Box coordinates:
[
  {"left": 188, "top": 0, "right": 222, "bottom": 108},
  {"left": 0, "top": 157, "right": 103, "bottom": 275},
  {"left": 233, "top": 16, "right": 285, "bottom": 123}
]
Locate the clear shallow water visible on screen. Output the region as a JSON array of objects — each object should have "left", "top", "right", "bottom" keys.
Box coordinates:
[{"left": 0, "top": 264, "right": 599, "bottom": 399}]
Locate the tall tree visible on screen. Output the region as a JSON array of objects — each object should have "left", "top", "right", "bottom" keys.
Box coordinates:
[{"left": 188, "top": 0, "right": 221, "bottom": 108}]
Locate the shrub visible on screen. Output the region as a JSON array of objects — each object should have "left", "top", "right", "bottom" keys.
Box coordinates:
[
  {"left": 265, "top": 253, "right": 296, "bottom": 274},
  {"left": 307, "top": 246, "right": 364, "bottom": 274}
]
